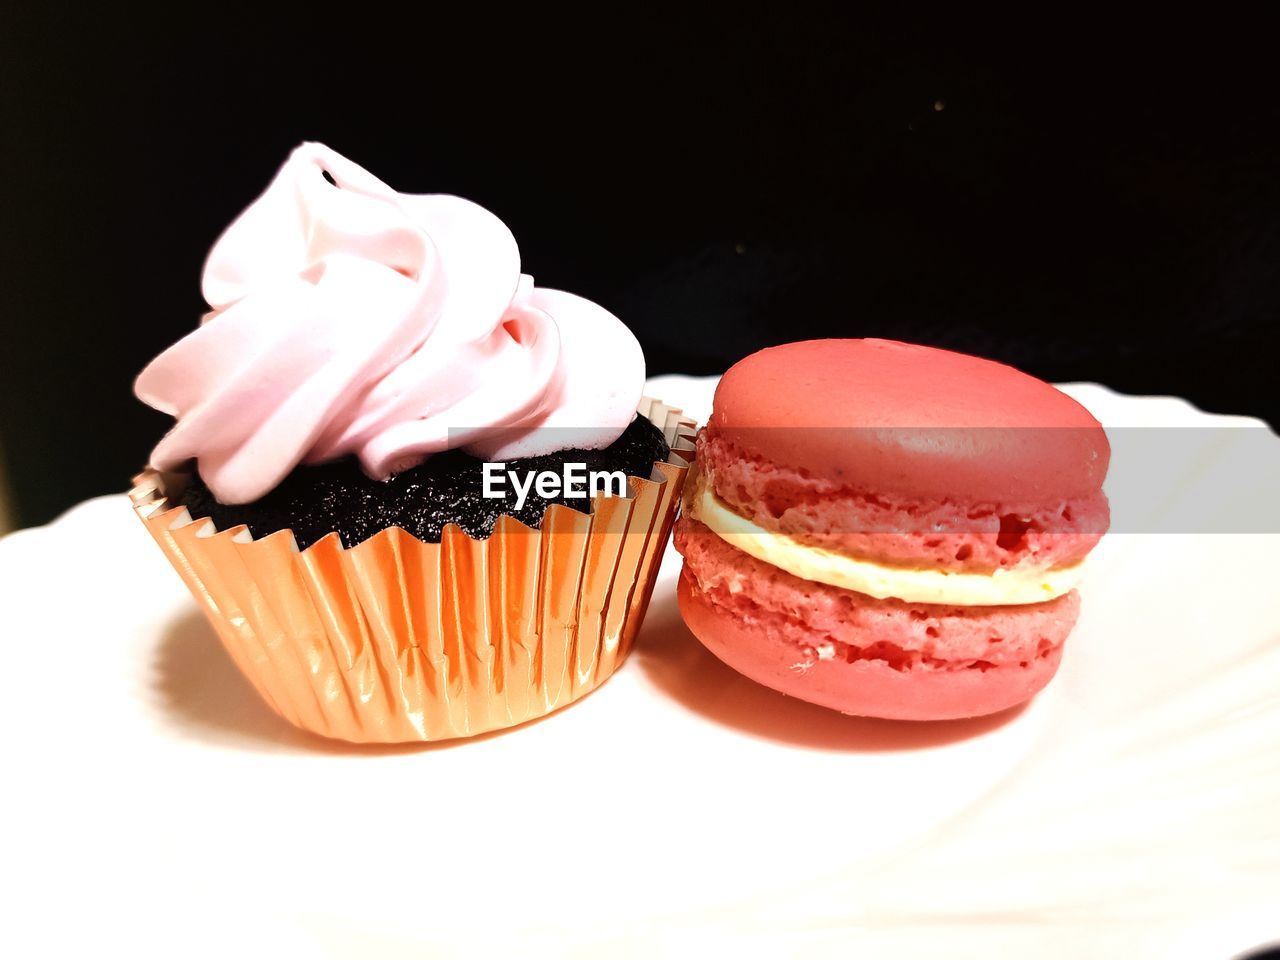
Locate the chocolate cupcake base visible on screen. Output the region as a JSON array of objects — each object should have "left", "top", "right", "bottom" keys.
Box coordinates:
[
  {"left": 130, "top": 399, "right": 695, "bottom": 744},
  {"left": 178, "top": 415, "right": 671, "bottom": 550}
]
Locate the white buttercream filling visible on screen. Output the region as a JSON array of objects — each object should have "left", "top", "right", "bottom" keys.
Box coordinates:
[{"left": 687, "top": 469, "right": 1083, "bottom": 606}]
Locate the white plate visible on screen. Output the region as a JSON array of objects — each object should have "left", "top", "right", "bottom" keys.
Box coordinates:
[{"left": 0, "top": 377, "right": 1277, "bottom": 959}]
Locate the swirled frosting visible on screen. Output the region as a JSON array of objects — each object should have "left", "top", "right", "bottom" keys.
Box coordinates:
[{"left": 135, "top": 143, "right": 645, "bottom": 504}]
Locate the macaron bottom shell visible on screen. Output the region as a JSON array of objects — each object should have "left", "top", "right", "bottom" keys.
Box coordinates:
[
  {"left": 674, "top": 520, "right": 1076, "bottom": 721},
  {"left": 677, "top": 572, "right": 1066, "bottom": 721}
]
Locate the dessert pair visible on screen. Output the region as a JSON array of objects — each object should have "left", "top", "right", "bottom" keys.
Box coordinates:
[{"left": 133, "top": 145, "right": 1108, "bottom": 742}]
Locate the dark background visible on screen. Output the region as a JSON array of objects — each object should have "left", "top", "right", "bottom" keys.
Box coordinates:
[{"left": 3, "top": 10, "right": 1278, "bottom": 529}]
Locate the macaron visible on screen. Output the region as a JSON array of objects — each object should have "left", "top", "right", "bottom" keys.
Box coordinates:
[{"left": 674, "top": 339, "right": 1110, "bottom": 720}]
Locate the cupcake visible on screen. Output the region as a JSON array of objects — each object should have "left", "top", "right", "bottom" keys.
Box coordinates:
[
  {"left": 674, "top": 339, "right": 1109, "bottom": 720},
  {"left": 131, "top": 143, "right": 694, "bottom": 744}
]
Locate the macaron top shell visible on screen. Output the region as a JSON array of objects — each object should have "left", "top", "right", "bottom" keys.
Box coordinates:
[{"left": 709, "top": 338, "right": 1109, "bottom": 503}]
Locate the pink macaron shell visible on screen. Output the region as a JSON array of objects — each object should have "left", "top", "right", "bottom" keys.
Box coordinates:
[
  {"left": 677, "top": 570, "right": 1065, "bottom": 721},
  {"left": 710, "top": 338, "right": 1109, "bottom": 504},
  {"left": 674, "top": 518, "right": 1075, "bottom": 720},
  {"left": 698, "top": 429, "right": 1108, "bottom": 573}
]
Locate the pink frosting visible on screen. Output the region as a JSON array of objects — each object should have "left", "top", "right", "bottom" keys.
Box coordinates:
[{"left": 135, "top": 143, "right": 645, "bottom": 504}]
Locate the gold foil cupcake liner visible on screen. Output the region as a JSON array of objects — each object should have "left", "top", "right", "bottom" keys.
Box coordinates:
[{"left": 131, "top": 398, "right": 696, "bottom": 744}]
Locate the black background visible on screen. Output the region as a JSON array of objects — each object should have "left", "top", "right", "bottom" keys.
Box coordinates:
[{"left": 3, "top": 9, "right": 1278, "bottom": 528}]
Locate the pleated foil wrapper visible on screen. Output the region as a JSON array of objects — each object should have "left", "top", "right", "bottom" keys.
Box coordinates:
[{"left": 131, "top": 398, "right": 696, "bottom": 744}]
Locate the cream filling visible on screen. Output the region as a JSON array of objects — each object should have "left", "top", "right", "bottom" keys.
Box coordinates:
[{"left": 687, "top": 470, "right": 1084, "bottom": 606}]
